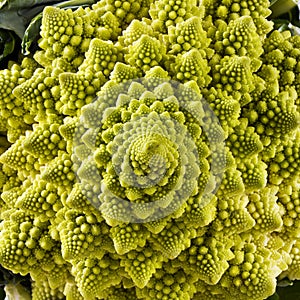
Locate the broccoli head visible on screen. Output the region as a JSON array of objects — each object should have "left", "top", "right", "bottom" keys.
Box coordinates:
[{"left": 0, "top": 0, "right": 299, "bottom": 300}]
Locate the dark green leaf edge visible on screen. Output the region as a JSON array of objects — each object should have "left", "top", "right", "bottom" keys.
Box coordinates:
[
  {"left": 270, "top": 0, "right": 298, "bottom": 18},
  {"left": 0, "top": 29, "right": 15, "bottom": 61}
]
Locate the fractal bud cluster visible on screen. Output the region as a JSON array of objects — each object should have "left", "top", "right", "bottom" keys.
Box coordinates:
[{"left": 0, "top": 0, "right": 300, "bottom": 299}]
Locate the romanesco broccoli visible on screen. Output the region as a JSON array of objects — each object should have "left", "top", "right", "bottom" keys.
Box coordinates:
[{"left": 0, "top": 0, "right": 299, "bottom": 300}]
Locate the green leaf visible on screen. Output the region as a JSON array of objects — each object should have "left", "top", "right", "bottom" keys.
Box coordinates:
[
  {"left": 0, "top": 28, "right": 15, "bottom": 61},
  {"left": 0, "top": 288, "right": 5, "bottom": 300},
  {"left": 270, "top": 0, "right": 298, "bottom": 18},
  {"left": 277, "top": 278, "right": 293, "bottom": 288},
  {"left": 266, "top": 293, "right": 280, "bottom": 300},
  {"left": 268, "top": 280, "right": 300, "bottom": 300},
  {"left": 277, "top": 280, "right": 300, "bottom": 300},
  {"left": 21, "top": 12, "right": 42, "bottom": 55},
  {"left": 0, "top": 1, "right": 65, "bottom": 38},
  {"left": 270, "top": 0, "right": 300, "bottom": 36},
  {"left": 271, "top": 18, "right": 300, "bottom": 35},
  {"left": 0, "top": 0, "right": 62, "bottom": 10}
]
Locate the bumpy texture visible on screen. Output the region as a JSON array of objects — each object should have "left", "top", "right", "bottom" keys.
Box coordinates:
[{"left": 0, "top": 0, "right": 300, "bottom": 300}]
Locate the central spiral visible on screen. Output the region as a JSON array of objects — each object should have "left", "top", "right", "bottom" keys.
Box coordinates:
[
  {"left": 75, "top": 78, "right": 225, "bottom": 224},
  {"left": 106, "top": 111, "right": 196, "bottom": 221},
  {"left": 111, "top": 115, "right": 181, "bottom": 193},
  {"left": 120, "top": 133, "right": 179, "bottom": 188}
]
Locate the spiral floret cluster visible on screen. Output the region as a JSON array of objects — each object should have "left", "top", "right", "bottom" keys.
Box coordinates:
[{"left": 76, "top": 79, "right": 219, "bottom": 224}]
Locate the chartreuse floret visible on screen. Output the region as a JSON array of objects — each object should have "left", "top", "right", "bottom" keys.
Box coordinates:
[
  {"left": 58, "top": 208, "right": 106, "bottom": 260},
  {"left": 79, "top": 79, "right": 204, "bottom": 224},
  {"left": 215, "top": 16, "right": 263, "bottom": 58},
  {"left": 110, "top": 223, "right": 149, "bottom": 255},
  {"left": 171, "top": 49, "right": 211, "bottom": 87},
  {"left": 31, "top": 279, "right": 65, "bottom": 300},
  {"left": 109, "top": 62, "right": 141, "bottom": 82},
  {"left": 137, "top": 266, "right": 196, "bottom": 299},
  {"left": 97, "top": 11, "right": 122, "bottom": 41},
  {"left": 247, "top": 187, "right": 283, "bottom": 235},
  {"left": 23, "top": 121, "right": 66, "bottom": 164},
  {"left": 182, "top": 194, "right": 217, "bottom": 228},
  {"left": 204, "top": 88, "right": 240, "bottom": 130},
  {"left": 262, "top": 30, "right": 300, "bottom": 96},
  {"left": 280, "top": 240, "right": 300, "bottom": 281},
  {"left": 16, "top": 180, "right": 62, "bottom": 221},
  {"left": 81, "top": 8, "right": 121, "bottom": 43},
  {"left": 268, "top": 131, "right": 300, "bottom": 185},
  {"left": 0, "top": 209, "right": 59, "bottom": 277},
  {"left": 77, "top": 152, "right": 104, "bottom": 186},
  {"left": 249, "top": 91, "right": 299, "bottom": 142},
  {"left": 13, "top": 67, "right": 60, "bottom": 119},
  {"left": 263, "top": 29, "right": 288, "bottom": 52},
  {"left": 141, "top": 214, "right": 172, "bottom": 235},
  {"left": 79, "top": 6, "right": 121, "bottom": 43},
  {"left": 71, "top": 255, "right": 122, "bottom": 299},
  {"left": 211, "top": 55, "right": 255, "bottom": 98},
  {"left": 149, "top": 0, "right": 202, "bottom": 33},
  {"left": 262, "top": 234, "right": 291, "bottom": 273},
  {"left": 260, "top": 30, "right": 300, "bottom": 111},
  {"left": 216, "top": 167, "right": 245, "bottom": 197},
  {"left": 79, "top": 38, "right": 123, "bottom": 77},
  {"left": 64, "top": 280, "right": 85, "bottom": 300},
  {"left": 120, "top": 246, "right": 163, "bottom": 288},
  {"left": 0, "top": 136, "right": 40, "bottom": 178},
  {"left": 201, "top": 0, "right": 272, "bottom": 37},
  {"left": 39, "top": 6, "right": 83, "bottom": 62},
  {"left": 59, "top": 116, "right": 86, "bottom": 154},
  {"left": 212, "top": 195, "right": 255, "bottom": 235},
  {"left": 126, "top": 35, "right": 166, "bottom": 72},
  {"left": 150, "top": 220, "right": 196, "bottom": 259},
  {"left": 220, "top": 242, "right": 281, "bottom": 300},
  {"left": 277, "top": 183, "right": 300, "bottom": 236},
  {"left": 179, "top": 235, "right": 234, "bottom": 285},
  {"left": 40, "top": 151, "right": 75, "bottom": 189},
  {"left": 43, "top": 263, "right": 71, "bottom": 290},
  {"left": 64, "top": 182, "right": 101, "bottom": 214},
  {"left": 1, "top": 183, "right": 27, "bottom": 211},
  {"left": 118, "top": 19, "right": 153, "bottom": 47},
  {"left": 167, "top": 16, "right": 211, "bottom": 56},
  {"left": 58, "top": 70, "right": 104, "bottom": 116},
  {"left": 226, "top": 118, "right": 263, "bottom": 159},
  {"left": 0, "top": 59, "right": 37, "bottom": 129},
  {"left": 93, "top": 0, "right": 152, "bottom": 27},
  {"left": 237, "top": 158, "right": 267, "bottom": 192},
  {"left": 143, "top": 66, "right": 170, "bottom": 89},
  {"left": 264, "top": 49, "right": 285, "bottom": 67},
  {"left": 1, "top": 167, "right": 22, "bottom": 193}
]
